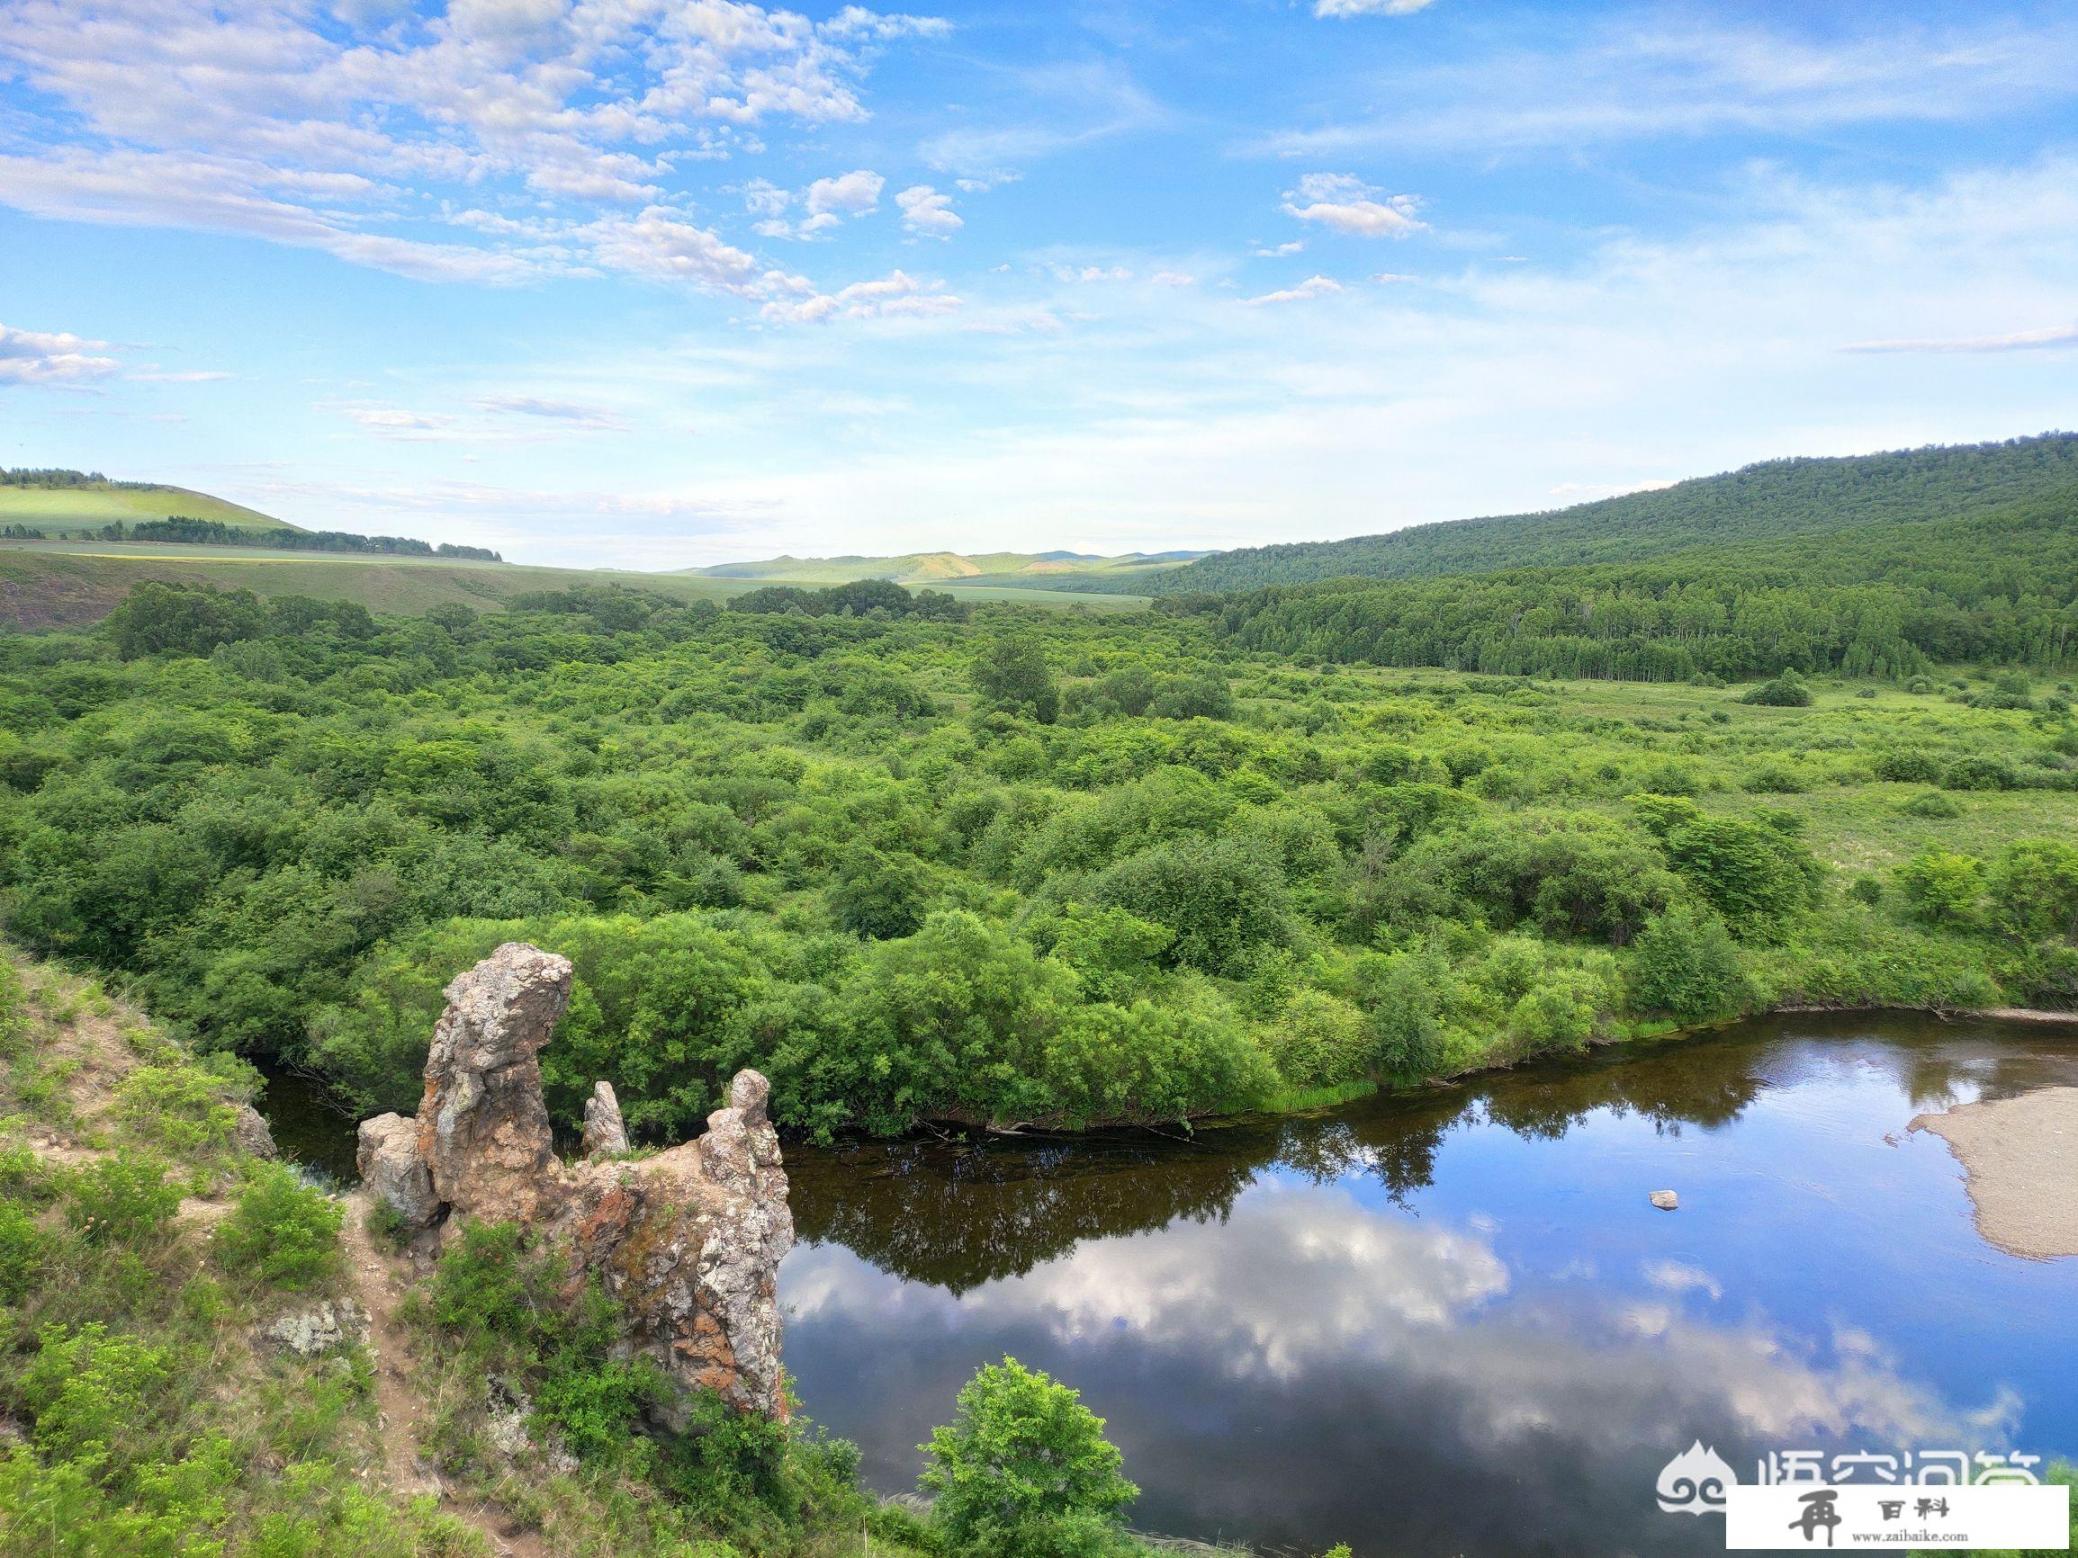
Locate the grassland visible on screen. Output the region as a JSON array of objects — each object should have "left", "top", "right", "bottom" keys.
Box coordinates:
[
  {"left": 0, "top": 482, "right": 296, "bottom": 534},
  {"left": 690, "top": 547, "right": 1195, "bottom": 586},
  {"left": 0, "top": 539, "right": 1148, "bottom": 630}
]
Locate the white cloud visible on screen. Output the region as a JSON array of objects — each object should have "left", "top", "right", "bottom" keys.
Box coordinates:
[
  {"left": 474, "top": 395, "right": 629, "bottom": 430},
  {"left": 1642, "top": 1260, "right": 1724, "bottom": 1301},
  {"left": 821, "top": 7, "right": 953, "bottom": 42},
  {"left": 895, "top": 184, "right": 962, "bottom": 237},
  {"left": 1245, "top": 275, "right": 1345, "bottom": 305},
  {"left": 919, "top": 59, "right": 1164, "bottom": 178},
  {"left": 760, "top": 269, "right": 960, "bottom": 325},
  {"left": 0, "top": 322, "right": 121, "bottom": 385},
  {"left": 1315, "top": 0, "right": 1436, "bottom": 14},
  {"left": 1254, "top": 239, "right": 1305, "bottom": 258},
  {"left": 0, "top": 0, "right": 945, "bottom": 284},
  {"left": 1283, "top": 172, "right": 1427, "bottom": 238},
  {"left": 1842, "top": 321, "right": 2078, "bottom": 354},
  {"left": 1255, "top": 15, "right": 2078, "bottom": 157},
  {"left": 806, "top": 169, "right": 886, "bottom": 216},
  {"left": 1150, "top": 271, "right": 1196, "bottom": 287}
]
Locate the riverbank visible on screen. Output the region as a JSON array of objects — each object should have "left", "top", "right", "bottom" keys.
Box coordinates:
[{"left": 1912, "top": 1086, "right": 2078, "bottom": 1260}]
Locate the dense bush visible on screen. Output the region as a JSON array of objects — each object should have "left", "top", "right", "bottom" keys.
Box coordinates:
[
  {"left": 920, "top": 1357, "right": 1140, "bottom": 1558},
  {"left": 3, "top": 577, "right": 2072, "bottom": 1145},
  {"left": 1628, "top": 905, "right": 1751, "bottom": 1023},
  {"left": 212, "top": 1163, "right": 343, "bottom": 1290}
]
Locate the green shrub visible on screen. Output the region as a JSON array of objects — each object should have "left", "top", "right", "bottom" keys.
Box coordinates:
[
  {"left": 1895, "top": 850, "right": 1985, "bottom": 929},
  {"left": 1901, "top": 790, "right": 1960, "bottom": 818},
  {"left": 1873, "top": 750, "right": 1943, "bottom": 784},
  {"left": 920, "top": 1357, "right": 1139, "bottom": 1558},
  {"left": 1742, "top": 762, "right": 1807, "bottom": 794},
  {"left": 1092, "top": 835, "right": 1292, "bottom": 977},
  {"left": 19, "top": 1322, "right": 173, "bottom": 1464},
  {"left": 1629, "top": 904, "right": 1751, "bottom": 1023},
  {"left": 1943, "top": 754, "right": 2019, "bottom": 791},
  {"left": 1986, "top": 840, "right": 2078, "bottom": 943},
  {"left": 1739, "top": 670, "right": 1812, "bottom": 707},
  {"left": 212, "top": 1163, "right": 343, "bottom": 1290},
  {"left": 0, "top": 1199, "right": 50, "bottom": 1301},
  {"left": 1265, "top": 989, "right": 1369, "bottom": 1088},
  {"left": 64, "top": 1151, "right": 183, "bottom": 1245}
]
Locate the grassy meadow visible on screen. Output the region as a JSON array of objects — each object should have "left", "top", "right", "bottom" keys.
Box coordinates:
[
  {"left": 0, "top": 482, "right": 294, "bottom": 534},
  {"left": 0, "top": 539, "right": 1148, "bottom": 630}
]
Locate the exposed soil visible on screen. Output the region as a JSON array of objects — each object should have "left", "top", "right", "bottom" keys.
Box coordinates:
[{"left": 339, "top": 1191, "right": 550, "bottom": 1558}]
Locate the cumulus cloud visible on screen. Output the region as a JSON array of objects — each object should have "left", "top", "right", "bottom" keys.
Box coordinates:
[
  {"left": 896, "top": 184, "right": 962, "bottom": 237},
  {"left": 0, "top": 0, "right": 945, "bottom": 284},
  {"left": 1282, "top": 173, "right": 1427, "bottom": 238},
  {"left": 0, "top": 322, "right": 121, "bottom": 385},
  {"left": 761, "top": 269, "right": 960, "bottom": 325},
  {"left": 1245, "top": 275, "right": 1345, "bottom": 305},
  {"left": 1315, "top": 0, "right": 1437, "bottom": 14},
  {"left": 806, "top": 169, "right": 886, "bottom": 216}
]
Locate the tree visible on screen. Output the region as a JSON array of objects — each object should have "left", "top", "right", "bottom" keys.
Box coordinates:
[
  {"left": 1986, "top": 840, "right": 2078, "bottom": 943},
  {"left": 974, "top": 636, "right": 1060, "bottom": 724},
  {"left": 1629, "top": 904, "right": 1751, "bottom": 1022},
  {"left": 920, "top": 1357, "right": 1138, "bottom": 1558},
  {"left": 830, "top": 847, "right": 926, "bottom": 940}
]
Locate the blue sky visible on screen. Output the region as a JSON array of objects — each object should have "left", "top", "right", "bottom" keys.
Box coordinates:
[{"left": 2, "top": 0, "right": 2075, "bottom": 568}]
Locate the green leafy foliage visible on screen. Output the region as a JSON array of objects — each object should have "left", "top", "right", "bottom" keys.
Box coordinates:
[
  {"left": 920, "top": 1356, "right": 1140, "bottom": 1558},
  {"left": 211, "top": 1163, "right": 343, "bottom": 1290}
]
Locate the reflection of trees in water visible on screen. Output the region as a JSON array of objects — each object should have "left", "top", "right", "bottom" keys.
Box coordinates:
[
  {"left": 789, "top": 1133, "right": 1272, "bottom": 1294},
  {"left": 794, "top": 1025, "right": 2070, "bottom": 1291},
  {"left": 1466, "top": 1037, "right": 1765, "bottom": 1141}
]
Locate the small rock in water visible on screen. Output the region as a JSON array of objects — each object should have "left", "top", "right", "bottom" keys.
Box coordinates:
[{"left": 1649, "top": 1189, "right": 1679, "bottom": 1211}]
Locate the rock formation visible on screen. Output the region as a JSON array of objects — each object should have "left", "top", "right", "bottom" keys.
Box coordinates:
[
  {"left": 583, "top": 1080, "right": 629, "bottom": 1159},
  {"left": 356, "top": 942, "right": 794, "bottom": 1420}
]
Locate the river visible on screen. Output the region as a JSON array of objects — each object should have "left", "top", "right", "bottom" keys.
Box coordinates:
[{"left": 261, "top": 1013, "right": 2078, "bottom": 1556}]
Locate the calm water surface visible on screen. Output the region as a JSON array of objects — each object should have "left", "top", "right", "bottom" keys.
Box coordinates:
[
  {"left": 781, "top": 1015, "right": 2078, "bottom": 1556},
  {"left": 260, "top": 1016, "right": 2078, "bottom": 1555}
]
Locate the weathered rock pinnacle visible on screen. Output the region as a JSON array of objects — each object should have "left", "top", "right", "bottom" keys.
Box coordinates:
[
  {"left": 358, "top": 942, "right": 794, "bottom": 1420},
  {"left": 582, "top": 1080, "right": 629, "bottom": 1159}
]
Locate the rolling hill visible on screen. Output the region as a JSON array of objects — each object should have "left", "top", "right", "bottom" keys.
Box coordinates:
[
  {"left": 0, "top": 470, "right": 299, "bottom": 534},
  {"left": 0, "top": 543, "right": 1149, "bottom": 631},
  {"left": 1152, "top": 434, "right": 2078, "bottom": 593},
  {"left": 689, "top": 548, "right": 1204, "bottom": 586}
]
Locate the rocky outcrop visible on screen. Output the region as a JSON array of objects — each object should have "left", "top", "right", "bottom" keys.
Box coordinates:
[
  {"left": 583, "top": 1080, "right": 629, "bottom": 1159},
  {"left": 417, "top": 942, "right": 571, "bottom": 1225},
  {"left": 358, "top": 1113, "right": 440, "bottom": 1229},
  {"left": 234, "top": 1103, "right": 278, "bottom": 1159},
  {"left": 260, "top": 1297, "right": 368, "bottom": 1357},
  {"left": 358, "top": 942, "right": 794, "bottom": 1421}
]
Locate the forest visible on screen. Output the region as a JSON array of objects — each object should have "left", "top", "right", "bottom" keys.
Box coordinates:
[
  {"left": 0, "top": 572, "right": 2073, "bottom": 1146},
  {"left": 95, "top": 517, "right": 505, "bottom": 562},
  {"left": 1149, "top": 433, "right": 2078, "bottom": 592}
]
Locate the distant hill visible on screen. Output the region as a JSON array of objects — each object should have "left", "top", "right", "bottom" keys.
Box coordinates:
[
  {"left": 689, "top": 548, "right": 1205, "bottom": 586},
  {"left": 0, "top": 469, "right": 299, "bottom": 534},
  {"left": 1156, "top": 434, "right": 2078, "bottom": 593}
]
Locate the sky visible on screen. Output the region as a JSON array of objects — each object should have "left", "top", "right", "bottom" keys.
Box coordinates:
[{"left": 1, "top": 0, "right": 2075, "bottom": 569}]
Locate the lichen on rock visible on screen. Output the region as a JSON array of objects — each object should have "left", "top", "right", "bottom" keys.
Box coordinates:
[{"left": 357, "top": 941, "right": 795, "bottom": 1420}]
